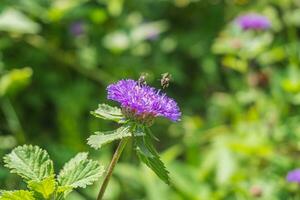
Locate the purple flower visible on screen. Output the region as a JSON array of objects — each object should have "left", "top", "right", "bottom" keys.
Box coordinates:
[
  {"left": 235, "top": 13, "right": 271, "bottom": 30},
  {"left": 107, "top": 79, "right": 181, "bottom": 122},
  {"left": 69, "top": 21, "right": 85, "bottom": 36},
  {"left": 286, "top": 169, "right": 300, "bottom": 183}
]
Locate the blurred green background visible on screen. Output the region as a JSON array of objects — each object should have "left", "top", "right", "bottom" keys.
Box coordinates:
[{"left": 1, "top": 0, "right": 300, "bottom": 199}]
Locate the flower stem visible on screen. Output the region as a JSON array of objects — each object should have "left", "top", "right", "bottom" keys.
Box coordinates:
[
  {"left": 1, "top": 97, "right": 26, "bottom": 143},
  {"left": 97, "top": 138, "right": 129, "bottom": 200}
]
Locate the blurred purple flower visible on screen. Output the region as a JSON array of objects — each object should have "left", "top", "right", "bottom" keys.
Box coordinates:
[
  {"left": 145, "top": 26, "right": 160, "bottom": 40},
  {"left": 235, "top": 13, "right": 271, "bottom": 30},
  {"left": 69, "top": 21, "right": 85, "bottom": 36},
  {"left": 286, "top": 169, "right": 300, "bottom": 183},
  {"left": 107, "top": 79, "right": 181, "bottom": 122}
]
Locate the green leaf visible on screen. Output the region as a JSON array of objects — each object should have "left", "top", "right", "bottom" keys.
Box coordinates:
[
  {"left": 135, "top": 135, "right": 170, "bottom": 184},
  {"left": 28, "top": 176, "right": 56, "bottom": 199},
  {"left": 56, "top": 186, "right": 72, "bottom": 194},
  {"left": 57, "top": 152, "right": 104, "bottom": 189},
  {"left": 54, "top": 186, "right": 73, "bottom": 200},
  {"left": 3, "top": 145, "right": 54, "bottom": 181},
  {"left": 0, "top": 9, "right": 40, "bottom": 34},
  {"left": 91, "top": 104, "right": 125, "bottom": 123},
  {"left": 0, "top": 190, "right": 35, "bottom": 200},
  {"left": 0, "top": 67, "right": 33, "bottom": 97},
  {"left": 88, "top": 125, "right": 133, "bottom": 149}
]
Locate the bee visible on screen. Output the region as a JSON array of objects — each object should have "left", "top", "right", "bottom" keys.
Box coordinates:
[
  {"left": 138, "top": 73, "right": 148, "bottom": 86},
  {"left": 160, "top": 73, "right": 172, "bottom": 89}
]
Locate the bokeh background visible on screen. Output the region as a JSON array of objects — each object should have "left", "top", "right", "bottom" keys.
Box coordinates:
[{"left": 1, "top": 0, "right": 300, "bottom": 199}]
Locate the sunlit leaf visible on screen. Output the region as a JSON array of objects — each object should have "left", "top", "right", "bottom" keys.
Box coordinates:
[
  {"left": 102, "top": 31, "right": 130, "bottom": 53},
  {"left": 0, "top": 67, "right": 33, "bottom": 96},
  {"left": 3, "top": 145, "right": 54, "bottom": 181},
  {"left": 57, "top": 152, "right": 104, "bottom": 189},
  {"left": 215, "top": 146, "right": 235, "bottom": 185},
  {"left": 91, "top": 104, "right": 125, "bottom": 123},
  {"left": 0, "top": 190, "right": 34, "bottom": 200},
  {"left": 28, "top": 176, "right": 56, "bottom": 199},
  {"left": 87, "top": 125, "right": 132, "bottom": 149},
  {"left": 0, "top": 9, "right": 40, "bottom": 34}
]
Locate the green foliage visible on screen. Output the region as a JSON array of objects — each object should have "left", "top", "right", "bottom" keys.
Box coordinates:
[
  {"left": 0, "top": 190, "right": 34, "bottom": 200},
  {"left": 3, "top": 145, "right": 54, "bottom": 181},
  {"left": 135, "top": 135, "right": 170, "bottom": 184},
  {"left": 0, "top": 8, "right": 40, "bottom": 34},
  {"left": 87, "top": 125, "right": 132, "bottom": 149},
  {"left": 91, "top": 104, "right": 125, "bottom": 123},
  {"left": 28, "top": 176, "right": 56, "bottom": 199},
  {"left": 57, "top": 152, "right": 104, "bottom": 189},
  {"left": 1, "top": 145, "right": 103, "bottom": 200},
  {"left": 0, "top": 67, "right": 33, "bottom": 97}
]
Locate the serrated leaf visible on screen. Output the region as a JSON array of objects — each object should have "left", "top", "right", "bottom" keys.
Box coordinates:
[
  {"left": 91, "top": 104, "right": 125, "bottom": 123},
  {"left": 0, "top": 190, "right": 35, "bottom": 200},
  {"left": 55, "top": 186, "right": 73, "bottom": 200},
  {"left": 28, "top": 176, "right": 56, "bottom": 199},
  {"left": 88, "top": 125, "right": 133, "bottom": 149},
  {"left": 3, "top": 145, "right": 54, "bottom": 181},
  {"left": 56, "top": 185, "right": 72, "bottom": 194},
  {"left": 57, "top": 152, "right": 104, "bottom": 189},
  {"left": 135, "top": 135, "right": 170, "bottom": 184}
]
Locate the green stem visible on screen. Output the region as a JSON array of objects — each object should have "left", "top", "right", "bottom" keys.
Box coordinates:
[
  {"left": 97, "top": 138, "right": 129, "bottom": 200},
  {"left": 1, "top": 97, "right": 26, "bottom": 143}
]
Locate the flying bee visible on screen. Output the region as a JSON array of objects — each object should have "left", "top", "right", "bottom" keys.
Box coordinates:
[
  {"left": 138, "top": 72, "right": 148, "bottom": 86},
  {"left": 160, "top": 73, "right": 172, "bottom": 89}
]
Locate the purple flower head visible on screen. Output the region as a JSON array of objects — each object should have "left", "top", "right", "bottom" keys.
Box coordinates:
[
  {"left": 107, "top": 79, "right": 181, "bottom": 123},
  {"left": 286, "top": 169, "right": 300, "bottom": 183},
  {"left": 235, "top": 13, "right": 271, "bottom": 30},
  {"left": 69, "top": 21, "right": 85, "bottom": 37}
]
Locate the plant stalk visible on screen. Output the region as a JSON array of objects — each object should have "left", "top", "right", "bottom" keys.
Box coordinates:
[
  {"left": 97, "top": 138, "right": 129, "bottom": 200},
  {"left": 1, "top": 97, "right": 26, "bottom": 143}
]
